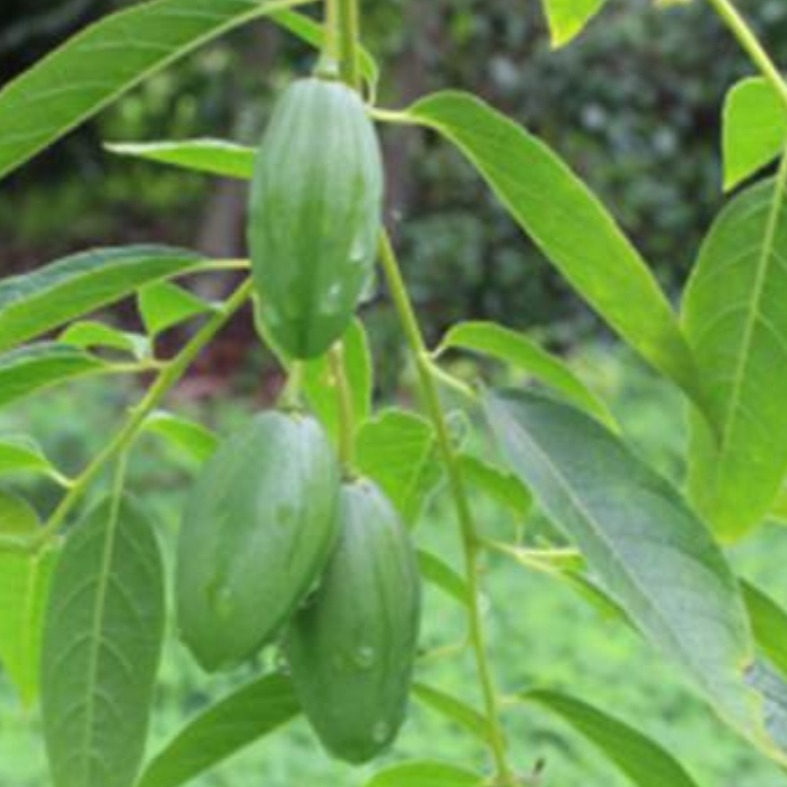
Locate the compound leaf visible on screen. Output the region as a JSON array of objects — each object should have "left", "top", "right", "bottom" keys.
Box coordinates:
[
  {"left": 0, "top": 0, "right": 315, "bottom": 180},
  {"left": 0, "top": 246, "right": 204, "bottom": 352}
]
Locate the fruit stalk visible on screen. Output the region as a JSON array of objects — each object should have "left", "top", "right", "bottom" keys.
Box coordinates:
[
  {"left": 328, "top": 343, "right": 357, "bottom": 468},
  {"left": 378, "top": 232, "right": 515, "bottom": 784},
  {"left": 332, "top": 0, "right": 513, "bottom": 776}
]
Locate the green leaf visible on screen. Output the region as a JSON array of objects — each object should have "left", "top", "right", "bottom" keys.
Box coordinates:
[
  {"left": 0, "top": 344, "right": 116, "bottom": 410},
  {"left": 456, "top": 453, "right": 532, "bottom": 516},
  {"left": 136, "top": 673, "right": 299, "bottom": 787},
  {"left": 406, "top": 92, "right": 699, "bottom": 401},
  {"left": 107, "top": 140, "right": 255, "bottom": 179},
  {"left": 771, "top": 482, "right": 787, "bottom": 524},
  {"left": 0, "top": 246, "right": 204, "bottom": 352},
  {"left": 0, "top": 491, "right": 57, "bottom": 706},
  {"left": 138, "top": 281, "right": 213, "bottom": 337},
  {"left": 355, "top": 409, "right": 442, "bottom": 524},
  {"left": 41, "top": 495, "right": 165, "bottom": 787},
  {"left": 60, "top": 321, "right": 150, "bottom": 360},
  {"left": 413, "top": 683, "right": 489, "bottom": 742},
  {"left": 141, "top": 411, "right": 218, "bottom": 465},
  {"left": 417, "top": 549, "right": 471, "bottom": 608},
  {"left": 302, "top": 319, "right": 373, "bottom": 444},
  {"left": 525, "top": 690, "right": 703, "bottom": 787},
  {"left": 542, "top": 0, "right": 608, "bottom": 48},
  {"left": 0, "top": 435, "right": 69, "bottom": 485},
  {"left": 0, "top": 488, "right": 40, "bottom": 536},
  {"left": 723, "top": 78, "right": 786, "bottom": 191},
  {"left": 483, "top": 389, "right": 756, "bottom": 731},
  {"left": 682, "top": 177, "right": 787, "bottom": 539},
  {"left": 441, "top": 320, "right": 615, "bottom": 429},
  {"left": 742, "top": 581, "right": 787, "bottom": 682},
  {"left": 0, "top": 0, "right": 315, "bottom": 181},
  {"left": 746, "top": 662, "right": 787, "bottom": 756},
  {"left": 366, "top": 761, "right": 483, "bottom": 787}
]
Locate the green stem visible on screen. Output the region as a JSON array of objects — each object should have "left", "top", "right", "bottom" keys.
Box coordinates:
[
  {"left": 336, "top": 0, "right": 360, "bottom": 88},
  {"left": 322, "top": 0, "right": 340, "bottom": 65},
  {"left": 703, "top": 0, "right": 787, "bottom": 111},
  {"left": 328, "top": 343, "right": 356, "bottom": 469},
  {"left": 379, "top": 232, "right": 515, "bottom": 784},
  {"left": 36, "top": 277, "right": 255, "bottom": 547},
  {"left": 278, "top": 360, "right": 305, "bottom": 410}
]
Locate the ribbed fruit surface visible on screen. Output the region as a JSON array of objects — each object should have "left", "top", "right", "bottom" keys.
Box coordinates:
[
  {"left": 176, "top": 411, "right": 340, "bottom": 672},
  {"left": 285, "top": 479, "right": 422, "bottom": 763},
  {"left": 248, "top": 77, "right": 383, "bottom": 359}
]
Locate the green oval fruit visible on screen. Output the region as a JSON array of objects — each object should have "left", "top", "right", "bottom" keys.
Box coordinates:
[
  {"left": 176, "top": 411, "right": 340, "bottom": 672},
  {"left": 248, "top": 77, "right": 384, "bottom": 359},
  {"left": 285, "top": 479, "right": 422, "bottom": 763}
]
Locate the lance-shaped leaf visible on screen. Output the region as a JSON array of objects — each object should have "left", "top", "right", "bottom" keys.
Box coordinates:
[
  {"left": 440, "top": 320, "right": 614, "bottom": 428},
  {"left": 0, "top": 491, "right": 58, "bottom": 706},
  {"left": 524, "top": 690, "right": 703, "bottom": 787},
  {"left": 0, "top": 436, "right": 69, "bottom": 485},
  {"left": 483, "top": 389, "right": 757, "bottom": 732},
  {"left": 107, "top": 140, "right": 255, "bottom": 180},
  {"left": 356, "top": 410, "right": 442, "bottom": 525},
  {"left": 41, "top": 495, "right": 165, "bottom": 787},
  {"left": 141, "top": 411, "right": 218, "bottom": 465},
  {"left": 542, "top": 0, "right": 609, "bottom": 48},
  {"left": 413, "top": 683, "right": 490, "bottom": 742},
  {"left": 722, "top": 78, "right": 786, "bottom": 192},
  {"left": 138, "top": 281, "right": 214, "bottom": 337},
  {"left": 683, "top": 177, "right": 787, "bottom": 539},
  {"left": 0, "top": 344, "right": 118, "bottom": 409},
  {"left": 366, "top": 761, "right": 484, "bottom": 787},
  {"left": 456, "top": 453, "right": 532, "bottom": 516},
  {"left": 0, "top": 246, "right": 204, "bottom": 352},
  {"left": 136, "top": 673, "right": 300, "bottom": 787},
  {"left": 0, "top": 0, "right": 315, "bottom": 181},
  {"left": 417, "top": 549, "right": 471, "bottom": 608},
  {"left": 406, "top": 92, "right": 699, "bottom": 402},
  {"left": 60, "top": 321, "right": 150, "bottom": 360}
]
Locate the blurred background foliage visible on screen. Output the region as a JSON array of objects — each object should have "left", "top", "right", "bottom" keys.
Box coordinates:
[
  {"left": 4, "top": 2, "right": 787, "bottom": 786},
  {"left": 3, "top": 0, "right": 787, "bottom": 367}
]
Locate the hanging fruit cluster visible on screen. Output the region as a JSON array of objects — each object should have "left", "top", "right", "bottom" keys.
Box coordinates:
[{"left": 176, "top": 72, "right": 422, "bottom": 764}]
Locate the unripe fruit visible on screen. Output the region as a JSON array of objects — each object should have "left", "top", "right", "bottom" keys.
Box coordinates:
[
  {"left": 176, "top": 411, "right": 340, "bottom": 672},
  {"left": 248, "top": 77, "right": 383, "bottom": 359},
  {"left": 285, "top": 479, "right": 422, "bottom": 763}
]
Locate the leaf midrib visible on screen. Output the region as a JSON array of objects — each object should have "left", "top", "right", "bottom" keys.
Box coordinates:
[
  {"left": 720, "top": 154, "right": 787, "bottom": 470},
  {"left": 493, "top": 398, "right": 745, "bottom": 708},
  {"left": 20, "top": 553, "right": 42, "bottom": 701},
  {"left": 80, "top": 496, "right": 123, "bottom": 785}
]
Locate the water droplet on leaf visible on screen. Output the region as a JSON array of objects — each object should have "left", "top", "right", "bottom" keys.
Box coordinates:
[
  {"left": 372, "top": 719, "right": 390, "bottom": 744},
  {"left": 353, "top": 645, "right": 376, "bottom": 669}
]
